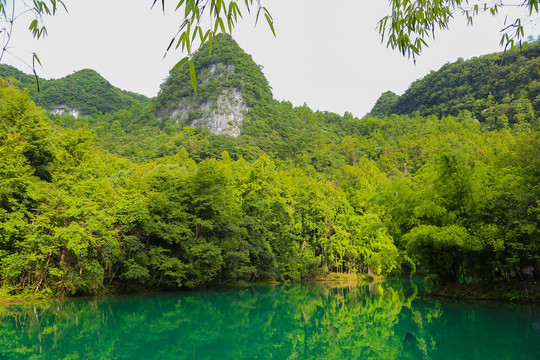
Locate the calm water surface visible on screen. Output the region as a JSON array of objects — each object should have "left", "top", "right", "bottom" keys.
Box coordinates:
[{"left": 2, "top": 279, "right": 539, "bottom": 359}]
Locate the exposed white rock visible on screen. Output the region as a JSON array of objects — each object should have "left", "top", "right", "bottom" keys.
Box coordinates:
[
  {"left": 201, "top": 64, "right": 235, "bottom": 85},
  {"left": 50, "top": 105, "right": 80, "bottom": 118},
  {"left": 159, "top": 61, "right": 250, "bottom": 137},
  {"left": 170, "top": 88, "right": 247, "bottom": 137}
]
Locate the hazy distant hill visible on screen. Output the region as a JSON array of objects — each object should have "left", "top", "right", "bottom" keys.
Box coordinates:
[
  {"left": 0, "top": 65, "right": 149, "bottom": 116},
  {"left": 370, "top": 42, "right": 540, "bottom": 126}
]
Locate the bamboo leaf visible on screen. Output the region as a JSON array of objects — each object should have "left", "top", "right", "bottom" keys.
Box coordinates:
[
  {"left": 32, "top": 54, "right": 41, "bottom": 93},
  {"left": 255, "top": 6, "right": 261, "bottom": 25},
  {"left": 176, "top": 0, "right": 186, "bottom": 11},
  {"left": 166, "top": 37, "right": 175, "bottom": 52},
  {"left": 32, "top": 52, "right": 42, "bottom": 67},
  {"left": 265, "top": 12, "right": 275, "bottom": 37},
  {"left": 170, "top": 56, "right": 189, "bottom": 73},
  {"left": 189, "top": 58, "right": 197, "bottom": 93},
  {"left": 218, "top": 17, "right": 226, "bottom": 33}
]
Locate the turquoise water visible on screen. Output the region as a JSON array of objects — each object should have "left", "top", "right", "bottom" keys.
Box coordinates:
[{"left": 1, "top": 280, "right": 539, "bottom": 359}]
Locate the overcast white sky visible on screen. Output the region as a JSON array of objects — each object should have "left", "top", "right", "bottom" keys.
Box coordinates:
[{"left": 2, "top": 0, "right": 537, "bottom": 117}]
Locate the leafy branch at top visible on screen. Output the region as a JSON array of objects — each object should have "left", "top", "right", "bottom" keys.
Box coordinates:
[
  {"left": 0, "top": 0, "right": 66, "bottom": 91},
  {"left": 378, "top": 0, "right": 540, "bottom": 61}
]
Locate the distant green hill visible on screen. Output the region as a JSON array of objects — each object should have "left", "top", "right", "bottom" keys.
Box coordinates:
[
  {"left": 41, "top": 36, "right": 540, "bottom": 165},
  {"left": 0, "top": 64, "right": 38, "bottom": 88},
  {"left": 370, "top": 42, "right": 540, "bottom": 128},
  {"left": 0, "top": 65, "right": 149, "bottom": 116}
]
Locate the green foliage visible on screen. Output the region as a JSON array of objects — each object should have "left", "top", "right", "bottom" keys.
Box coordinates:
[
  {"left": 369, "top": 91, "right": 399, "bottom": 118},
  {"left": 1, "top": 36, "right": 539, "bottom": 295},
  {"left": 0, "top": 78, "right": 55, "bottom": 180},
  {"left": 0, "top": 65, "right": 149, "bottom": 116},
  {"left": 372, "top": 43, "right": 540, "bottom": 125},
  {"left": 0, "top": 80, "right": 404, "bottom": 294},
  {"left": 379, "top": 0, "right": 540, "bottom": 59},
  {"left": 374, "top": 120, "right": 540, "bottom": 284}
]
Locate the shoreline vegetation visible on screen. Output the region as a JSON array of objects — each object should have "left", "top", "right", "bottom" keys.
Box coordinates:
[
  {"left": 313, "top": 272, "right": 385, "bottom": 284},
  {"left": 427, "top": 281, "right": 540, "bottom": 303},
  {"left": 0, "top": 273, "right": 379, "bottom": 305},
  {"left": 0, "top": 289, "right": 46, "bottom": 305},
  {"left": 4, "top": 275, "right": 539, "bottom": 305}
]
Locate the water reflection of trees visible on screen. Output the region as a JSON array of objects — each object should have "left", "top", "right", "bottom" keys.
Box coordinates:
[
  {"left": 0, "top": 282, "right": 428, "bottom": 359},
  {"left": 6, "top": 280, "right": 533, "bottom": 360}
]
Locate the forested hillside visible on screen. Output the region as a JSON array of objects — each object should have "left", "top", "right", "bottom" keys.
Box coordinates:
[
  {"left": 0, "top": 37, "right": 538, "bottom": 297},
  {"left": 0, "top": 65, "right": 149, "bottom": 116},
  {"left": 370, "top": 42, "right": 540, "bottom": 130}
]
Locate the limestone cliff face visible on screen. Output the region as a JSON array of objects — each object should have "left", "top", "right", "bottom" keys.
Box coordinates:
[
  {"left": 50, "top": 105, "right": 81, "bottom": 118},
  {"left": 152, "top": 35, "right": 273, "bottom": 137},
  {"left": 163, "top": 63, "right": 248, "bottom": 137},
  {"left": 169, "top": 88, "right": 247, "bottom": 137}
]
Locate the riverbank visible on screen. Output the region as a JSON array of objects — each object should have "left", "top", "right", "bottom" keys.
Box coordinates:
[
  {"left": 0, "top": 289, "right": 51, "bottom": 304},
  {"left": 313, "top": 272, "right": 385, "bottom": 284},
  {"left": 427, "top": 281, "right": 540, "bottom": 303},
  {"left": 6, "top": 276, "right": 537, "bottom": 305},
  {"left": 0, "top": 274, "right": 383, "bottom": 305}
]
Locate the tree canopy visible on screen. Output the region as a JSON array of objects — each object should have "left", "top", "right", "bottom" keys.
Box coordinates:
[{"left": 1, "top": 38, "right": 539, "bottom": 295}]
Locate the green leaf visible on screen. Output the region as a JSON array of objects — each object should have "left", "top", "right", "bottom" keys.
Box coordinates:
[
  {"left": 29, "top": 19, "right": 38, "bottom": 32},
  {"left": 175, "top": 0, "right": 186, "bottom": 11},
  {"left": 191, "top": 25, "right": 199, "bottom": 42},
  {"left": 170, "top": 56, "right": 189, "bottom": 73},
  {"left": 265, "top": 12, "right": 275, "bottom": 37},
  {"left": 218, "top": 17, "right": 226, "bottom": 33},
  {"left": 32, "top": 52, "right": 42, "bottom": 67},
  {"left": 189, "top": 58, "right": 197, "bottom": 93}
]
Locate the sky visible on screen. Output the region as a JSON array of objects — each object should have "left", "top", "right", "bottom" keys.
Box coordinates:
[{"left": 2, "top": 0, "right": 537, "bottom": 117}]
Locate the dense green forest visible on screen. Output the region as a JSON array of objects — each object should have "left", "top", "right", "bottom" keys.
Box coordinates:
[
  {"left": 369, "top": 43, "right": 540, "bottom": 129},
  {"left": 0, "top": 36, "right": 538, "bottom": 296},
  {"left": 0, "top": 65, "right": 149, "bottom": 116}
]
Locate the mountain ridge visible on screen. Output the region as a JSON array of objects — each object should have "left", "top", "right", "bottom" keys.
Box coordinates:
[
  {"left": 370, "top": 42, "right": 540, "bottom": 128},
  {"left": 0, "top": 65, "right": 149, "bottom": 116},
  {"left": 4, "top": 39, "right": 540, "bottom": 133}
]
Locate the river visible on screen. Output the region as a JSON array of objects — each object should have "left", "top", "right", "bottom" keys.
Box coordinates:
[{"left": 1, "top": 279, "right": 539, "bottom": 359}]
